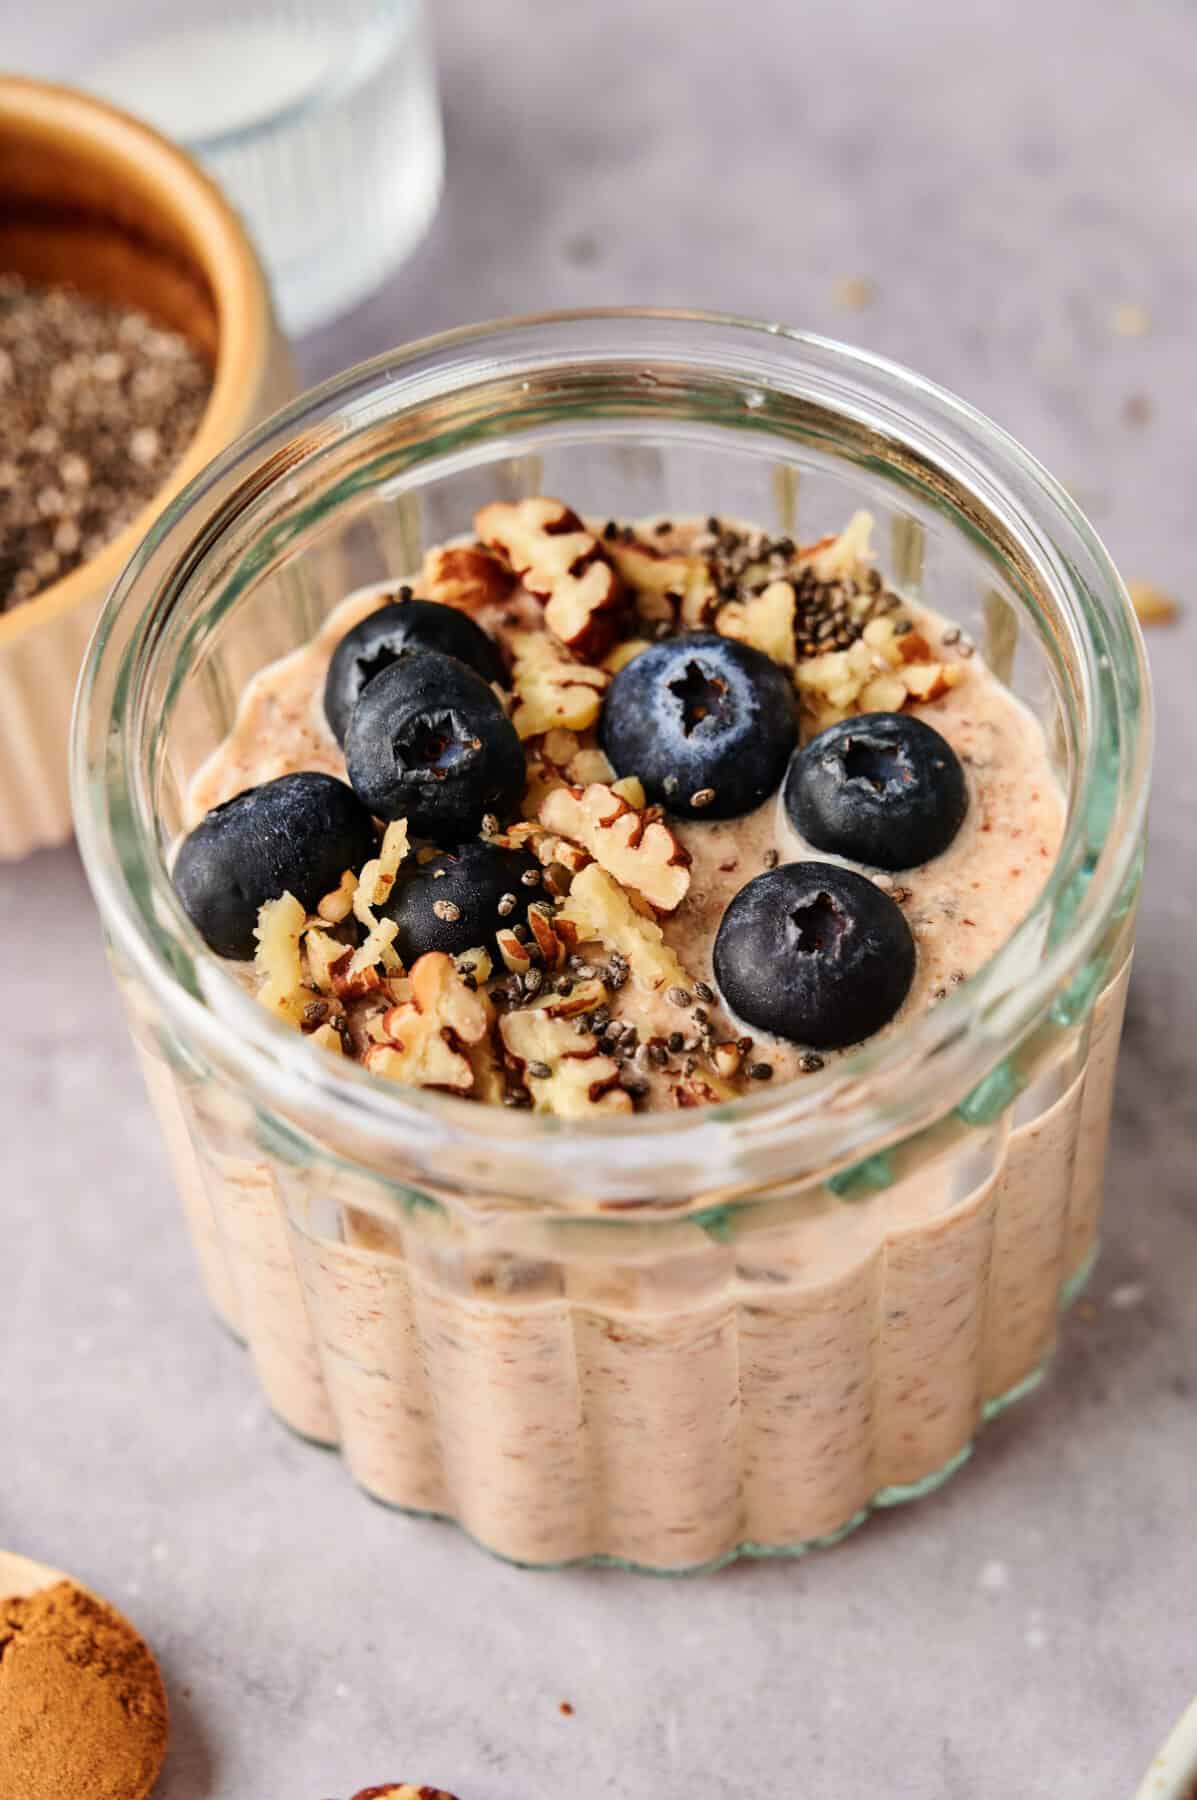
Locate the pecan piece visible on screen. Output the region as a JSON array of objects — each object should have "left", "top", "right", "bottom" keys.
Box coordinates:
[
  {"left": 476, "top": 497, "right": 628, "bottom": 657},
  {"left": 508, "top": 629, "right": 610, "bottom": 740},
  {"left": 364, "top": 951, "right": 489, "bottom": 1093},
  {"left": 500, "top": 1007, "right": 631, "bottom": 1118},
  {"left": 539, "top": 781, "right": 691, "bottom": 912},
  {"left": 421, "top": 544, "right": 515, "bottom": 613}
]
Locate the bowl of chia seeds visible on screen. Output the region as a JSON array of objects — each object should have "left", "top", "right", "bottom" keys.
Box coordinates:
[{"left": 0, "top": 74, "right": 294, "bottom": 860}]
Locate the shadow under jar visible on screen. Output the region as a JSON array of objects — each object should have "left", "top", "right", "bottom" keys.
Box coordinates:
[{"left": 72, "top": 311, "right": 1151, "bottom": 1573}]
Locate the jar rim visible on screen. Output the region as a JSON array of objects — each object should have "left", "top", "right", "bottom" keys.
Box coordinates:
[{"left": 71, "top": 308, "right": 1152, "bottom": 1208}]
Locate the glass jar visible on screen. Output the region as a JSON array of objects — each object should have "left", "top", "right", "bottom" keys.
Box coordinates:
[{"left": 72, "top": 311, "right": 1151, "bottom": 1572}]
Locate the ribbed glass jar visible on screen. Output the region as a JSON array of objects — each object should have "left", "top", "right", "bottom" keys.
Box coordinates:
[{"left": 72, "top": 312, "right": 1151, "bottom": 1571}]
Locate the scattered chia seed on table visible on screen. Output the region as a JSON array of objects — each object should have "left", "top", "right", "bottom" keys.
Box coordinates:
[{"left": 0, "top": 275, "right": 213, "bottom": 612}]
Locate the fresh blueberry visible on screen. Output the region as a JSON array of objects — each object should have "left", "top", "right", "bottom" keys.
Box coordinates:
[
  {"left": 381, "top": 839, "right": 541, "bottom": 961},
  {"left": 344, "top": 648, "right": 525, "bottom": 838},
  {"left": 713, "top": 861, "right": 915, "bottom": 1049},
  {"left": 172, "top": 772, "right": 377, "bottom": 960},
  {"left": 784, "top": 712, "right": 967, "bottom": 871},
  {"left": 323, "top": 596, "right": 507, "bottom": 745},
  {"left": 600, "top": 633, "right": 797, "bottom": 819}
]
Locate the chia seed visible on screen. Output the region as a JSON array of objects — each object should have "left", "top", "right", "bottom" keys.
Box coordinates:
[
  {"left": 799, "top": 1052, "right": 825, "bottom": 1074},
  {"left": 666, "top": 986, "right": 692, "bottom": 1008},
  {"left": 0, "top": 276, "right": 213, "bottom": 610},
  {"left": 748, "top": 1062, "right": 775, "bottom": 1081},
  {"left": 527, "top": 1061, "right": 552, "bottom": 1080}
]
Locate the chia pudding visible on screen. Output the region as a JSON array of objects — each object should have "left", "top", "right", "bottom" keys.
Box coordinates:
[{"left": 148, "top": 498, "right": 1129, "bottom": 1567}]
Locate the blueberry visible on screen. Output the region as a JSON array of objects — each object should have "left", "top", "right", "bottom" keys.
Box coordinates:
[
  {"left": 713, "top": 861, "right": 915, "bottom": 1049},
  {"left": 600, "top": 634, "right": 797, "bottom": 819},
  {"left": 381, "top": 839, "right": 541, "bottom": 961},
  {"left": 784, "top": 712, "right": 967, "bottom": 871},
  {"left": 172, "top": 772, "right": 377, "bottom": 960},
  {"left": 344, "top": 649, "right": 525, "bottom": 838},
  {"left": 323, "top": 596, "right": 507, "bottom": 745}
]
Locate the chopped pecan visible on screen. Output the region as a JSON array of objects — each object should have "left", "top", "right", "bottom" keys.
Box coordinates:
[
  {"left": 608, "top": 538, "right": 717, "bottom": 629},
  {"left": 499, "top": 1007, "right": 631, "bottom": 1119},
  {"left": 365, "top": 952, "right": 489, "bottom": 1093},
  {"left": 476, "top": 497, "right": 628, "bottom": 656},
  {"left": 253, "top": 892, "right": 308, "bottom": 1024},
  {"left": 800, "top": 508, "right": 875, "bottom": 583},
  {"left": 535, "top": 832, "right": 590, "bottom": 876},
  {"left": 717, "top": 579, "right": 797, "bottom": 667},
  {"left": 304, "top": 926, "right": 352, "bottom": 996},
  {"left": 795, "top": 609, "right": 965, "bottom": 731},
  {"left": 556, "top": 864, "right": 693, "bottom": 993},
  {"left": 671, "top": 1068, "right": 734, "bottom": 1108},
  {"left": 539, "top": 781, "right": 691, "bottom": 912},
  {"left": 508, "top": 629, "right": 610, "bottom": 739},
  {"left": 565, "top": 746, "right": 614, "bottom": 785},
  {"left": 530, "top": 975, "right": 609, "bottom": 1019},
  {"left": 421, "top": 543, "right": 515, "bottom": 613},
  {"left": 315, "top": 868, "right": 358, "bottom": 923},
  {"left": 602, "top": 637, "right": 652, "bottom": 674},
  {"left": 495, "top": 927, "right": 533, "bottom": 975},
  {"left": 349, "top": 820, "right": 408, "bottom": 975},
  {"left": 527, "top": 905, "right": 566, "bottom": 967}
]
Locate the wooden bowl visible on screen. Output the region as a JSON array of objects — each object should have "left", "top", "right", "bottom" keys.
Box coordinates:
[{"left": 0, "top": 75, "right": 294, "bottom": 860}]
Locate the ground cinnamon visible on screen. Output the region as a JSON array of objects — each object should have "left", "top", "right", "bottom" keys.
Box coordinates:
[{"left": 0, "top": 1578, "right": 168, "bottom": 1800}]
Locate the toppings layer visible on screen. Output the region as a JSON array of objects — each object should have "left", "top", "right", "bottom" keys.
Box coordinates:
[{"left": 178, "top": 502, "right": 1063, "bottom": 1115}]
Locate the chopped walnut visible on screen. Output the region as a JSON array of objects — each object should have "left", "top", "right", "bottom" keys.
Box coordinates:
[
  {"left": 539, "top": 781, "right": 691, "bottom": 912},
  {"left": 455, "top": 945, "right": 494, "bottom": 985},
  {"left": 526, "top": 904, "right": 566, "bottom": 967},
  {"left": 508, "top": 629, "right": 610, "bottom": 740},
  {"left": 304, "top": 926, "right": 352, "bottom": 996},
  {"left": 500, "top": 1007, "right": 631, "bottom": 1118},
  {"left": 421, "top": 543, "right": 515, "bottom": 613},
  {"left": 542, "top": 726, "right": 580, "bottom": 765},
  {"left": 602, "top": 637, "right": 652, "bottom": 674},
  {"left": 364, "top": 952, "right": 489, "bottom": 1093},
  {"left": 349, "top": 820, "right": 408, "bottom": 975},
  {"left": 253, "top": 892, "right": 308, "bottom": 1023},
  {"left": 565, "top": 746, "right": 615, "bottom": 785},
  {"left": 800, "top": 509, "right": 875, "bottom": 583},
  {"left": 717, "top": 578, "right": 797, "bottom": 667},
  {"left": 315, "top": 868, "right": 358, "bottom": 923},
  {"left": 556, "top": 863, "right": 694, "bottom": 993},
  {"left": 795, "top": 609, "right": 964, "bottom": 731},
  {"left": 535, "top": 831, "right": 591, "bottom": 876},
  {"left": 608, "top": 538, "right": 717, "bottom": 628},
  {"left": 611, "top": 775, "right": 646, "bottom": 808},
  {"left": 530, "top": 975, "right": 609, "bottom": 1019},
  {"left": 477, "top": 497, "right": 628, "bottom": 656},
  {"left": 495, "top": 928, "right": 533, "bottom": 975},
  {"left": 671, "top": 1068, "right": 734, "bottom": 1108}
]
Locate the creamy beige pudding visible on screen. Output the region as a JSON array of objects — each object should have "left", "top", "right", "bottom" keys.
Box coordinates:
[{"left": 148, "top": 499, "right": 1130, "bottom": 1568}]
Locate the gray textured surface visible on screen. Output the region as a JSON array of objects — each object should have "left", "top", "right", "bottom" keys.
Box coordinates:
[{"left": 4, "top": 1, "right": 1195, "bottom": 1795}]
